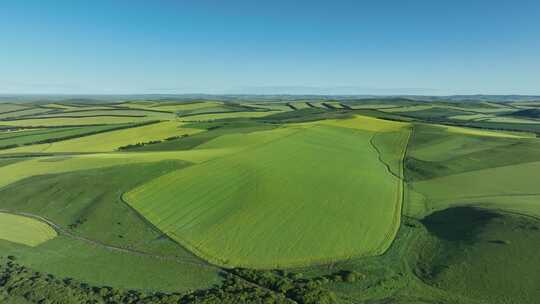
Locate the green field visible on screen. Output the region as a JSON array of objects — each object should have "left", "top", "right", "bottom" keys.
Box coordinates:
[
  {"left": 0, "top": 213, "right": 57, "bottom": 246},
  {"left": 125, "top": 116, "right": 410, "bottom": 268},
  {"left": 1, "top": 98, "right": 540, "bottom": 303}
]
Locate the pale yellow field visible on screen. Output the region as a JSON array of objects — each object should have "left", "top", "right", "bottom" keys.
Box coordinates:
[
  {"left": 482, "top": 116, "right": 540, "bottom": 124},
  {"left": 0, "top": 212, "right": 57, "bottom": 246},
  {"left": 123, "top": 101, "right": 224, "bottom": 113},
  {"left": 347, "top": 104, "right": 398, "bottom": 109},
  {"left": 288, "top": 102, "right": 312, "bottom": 109},
  {"left": 0, "top": 149, "right": 233, "bottom": 189},
  {"left": 442, "top": 125, "right": 535, "bottom": 138},
  {"left": 449, "top": 114, "right": 493, "bottom": 120},
  {"left": 179, "top": 111, "right": 278, "bottom": 121},
  {"left": 381, "top": 105, "right": 433, "bottom": 112},
  {"left": 0, "top": 121, "right": 203, "bottom": 154},
  {"left": 0, "top": 116, "right": 154, "bottom": 127},
  {"left": 320, "top": 115, "right": 410, "bottom": 132}
]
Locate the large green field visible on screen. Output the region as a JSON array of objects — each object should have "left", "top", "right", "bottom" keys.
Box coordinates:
[
  {"left": 1, "top": 98, "right": 540, "bottom": 303},
  {"left": 125, "top": 116, "right": 410, "bottom": 268}
]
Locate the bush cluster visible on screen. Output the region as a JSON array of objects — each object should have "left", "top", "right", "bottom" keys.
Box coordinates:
[{"left": 117, "top": 134, "right": 190, "bottom": 150}]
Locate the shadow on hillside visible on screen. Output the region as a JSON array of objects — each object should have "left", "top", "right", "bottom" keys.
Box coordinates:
[{"left": 421, "top": 206, "right": 500, "bottom": 243}]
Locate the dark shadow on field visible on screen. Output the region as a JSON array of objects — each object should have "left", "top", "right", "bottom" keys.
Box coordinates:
[{"left": 421, "top": 207, "right": 500, "bottom": 243}]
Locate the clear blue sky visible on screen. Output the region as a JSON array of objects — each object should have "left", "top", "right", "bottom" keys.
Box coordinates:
[{"left": 1, "top": 0, "right": 539, "bottom": 95}]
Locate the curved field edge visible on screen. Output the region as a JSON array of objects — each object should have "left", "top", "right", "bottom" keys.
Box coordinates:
[
  {"left": 123, "top": 118, "right": 412, "bottom": 269},
  {"left": 368, "top": 127, "right": 412, "bottom": 259},
  {"left": 0, "top": 212, "right": 57, "bottom": 246}
]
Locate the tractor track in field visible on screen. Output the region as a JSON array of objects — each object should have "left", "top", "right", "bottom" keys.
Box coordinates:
[{"left": 0, "top": 208, "right": 299, "bottom": 302}]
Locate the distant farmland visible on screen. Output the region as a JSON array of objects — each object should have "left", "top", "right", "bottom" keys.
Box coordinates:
[{"left": 1, "top": 98, "right": 540, "bottom": 303}]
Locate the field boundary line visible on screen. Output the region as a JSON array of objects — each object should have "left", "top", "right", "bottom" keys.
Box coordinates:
[
  {"left": 368, "top": 127, "right": 413, "bottom": 257},
  {"left": 0, "top": 208, "right": 217, "bottom": 269},
  {"left": 0, "top": 208, "right": 300, "bottom": 300}
]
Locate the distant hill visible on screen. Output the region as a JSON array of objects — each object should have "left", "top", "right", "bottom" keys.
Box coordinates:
[
  {"left": 1, "top": 94, "right": 539, "bottom": 104},
  {"left": 504, "top": 108, "right": 540, "bottom": 119}
]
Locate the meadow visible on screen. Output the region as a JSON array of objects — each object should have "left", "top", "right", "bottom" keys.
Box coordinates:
[{"left": 1, "top": 97, "right": 540, "bottom": 303}]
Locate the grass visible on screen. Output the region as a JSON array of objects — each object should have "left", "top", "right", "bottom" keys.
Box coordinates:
[
  {"left": 3, "top": 99, "right": 540, "bottom": 302},
  {"left": 441, "top": 124, "right": 534, "bottom": 138},
  {"left": 178, "top": 111, "right": 277, "bottom": 121},
  {"left": 32, "top": 109, "right": 174, "bottom": 120},
  {"left": 0, "top": 149, "right": 232, "bottom": 189},
  {"left": 126, "top": 100, "right": 224, "bottom": 113},
  {"left": 481, "top": 116, "right": 540, "bottom": 124},
  {"left": 404, "top": 123, "right": 540, "bottom": 219},
  {"left": 0, "top": 124, "right": 133, "bottom": 149},
  {"left": 0, "top": 161, "right": 192, "bottom": 251},
  {"left": 0, "top": 213, "right": 57, "bottom": 246},
  {"left": 0, "top": 108, "right": 54, "bottom": 120},
  {"left": 240, "top": 102, "right": 292, "bottom": 111},
  {"left": 0, "top": 121, "right": 203, "bottom": 153},
  {"left": 0, "top": 104, "right": 29, "bottom": 113},
  {"left": 320, "top": 114, "right": 410, "bottom": 132},
  {"left": 0, "top": 236, "right": 220, "bottom": 292},
  {"left": 0, "top": 116, "right": 156, "bottom": 127},
  {"left": 395, "top": 107, "right": 475, "bottom": 119},
  {"left": 129, "top": 120, "right": 278, "bottom": 152},
  {"left": 407, "top": 160, "right": 540, "bottom": 218},
  {"left": 416, "top": 207, "right": 540, "bottom": 304},
  {"left": 0, "top": 161, "right": 221, "bottom": 291},
  {"left": 125, "top": 118, "right": 410, "bottom": 268}
]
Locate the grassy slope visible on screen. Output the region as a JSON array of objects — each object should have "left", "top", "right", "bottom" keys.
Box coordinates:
[
  {"left": 0, "top": 213, "right": 57, "bottom": 246},
  {"left": 396, "top": 115, "right": 540, "bottom": 303},
  {"left": 125, "top": 116, "right": 410, "bottom": 268},
  {"left": 3, "top": 102, "right": 540, "bottom": 302},
  {"left": 0, "top": 161, "right": 221, "bottom": 291},
  {"left": 416, "top": 207, "right": 540, "bottom": 304},
  {"left": 405, "top": 123, "right": 540, "bottom": 218}
]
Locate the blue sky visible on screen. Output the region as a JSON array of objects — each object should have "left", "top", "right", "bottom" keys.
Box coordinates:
[{"left": 1, "top": 0, "right": 539, "bottom": 95}]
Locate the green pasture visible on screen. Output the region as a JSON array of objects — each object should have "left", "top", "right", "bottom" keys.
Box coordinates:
[{"left": 0, "top": 213, "right": 57, "bottom": 246}]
